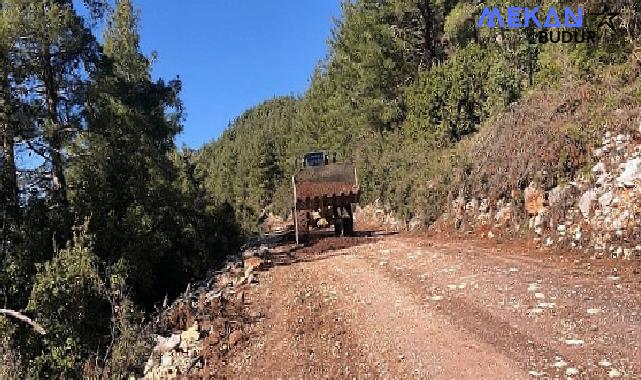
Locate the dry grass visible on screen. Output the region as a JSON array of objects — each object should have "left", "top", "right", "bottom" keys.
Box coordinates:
[{"left": 452, "top": 67, "right": 641, "bottom": 216}]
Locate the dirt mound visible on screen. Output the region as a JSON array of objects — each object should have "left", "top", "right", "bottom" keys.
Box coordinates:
[{"left": 298, "top": 236, "right": 375, "bottom": 254}]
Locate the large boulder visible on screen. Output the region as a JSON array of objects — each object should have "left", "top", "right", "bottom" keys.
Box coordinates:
[
  {"left": 578, "top": 190, "right": 596, "bottom": 218},
  {"left": 617, "top": 158, "right": 641, "bottom": 188},
  {"left": 495, "top": 204, "right": 513, "bottom": 227},
  {"left": 524, "top": 185, "right": 545, "bottom": 215},
  {"left": 154, "top": 333, "right": 181, "bottom": 354}
]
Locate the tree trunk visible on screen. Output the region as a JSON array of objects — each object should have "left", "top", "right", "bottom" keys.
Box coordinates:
[
  {"left": 417, "top": 0, "right": 436, "bottom": 70},
  {"left": 0, "top": 64, "right": 17, "bottom": 214},
  {"left": 1, "top": 123, "right": 17, "bottom": 209},
  {"left": 42, "top": 49, "right": 68, "bottom": 208}
]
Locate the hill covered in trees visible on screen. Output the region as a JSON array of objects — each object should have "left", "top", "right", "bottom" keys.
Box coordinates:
[{"left": 197, "top": 0, "right": 641, "bottom": 233}]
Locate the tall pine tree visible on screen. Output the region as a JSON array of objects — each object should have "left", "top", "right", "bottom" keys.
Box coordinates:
[{"left": 70, "top": 0, "right": 184, "bottom": 305}]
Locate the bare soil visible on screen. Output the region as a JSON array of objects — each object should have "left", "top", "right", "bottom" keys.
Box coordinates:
[{"left": 208, "top": 233, "right": 641, "bottom": 379}]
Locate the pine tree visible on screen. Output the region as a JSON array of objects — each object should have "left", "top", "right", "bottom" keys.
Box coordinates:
[
  {"left": 71, "top": 0, "right": 186, "bottom": 305},
  {"left": 19, "top": 1, "right": 102, "bottom": 208},
  {"left": 103, "top": 0, "right": 150, "bottom": 81}
]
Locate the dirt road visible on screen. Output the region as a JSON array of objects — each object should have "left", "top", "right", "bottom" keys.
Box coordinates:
[{"left": 218, "top": 234, "right": 641, "bottom": 379}]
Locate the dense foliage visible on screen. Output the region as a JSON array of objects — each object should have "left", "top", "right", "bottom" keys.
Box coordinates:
[
  {"left": 0, "top": 0, "right": 241, "bottom": 377},
  {"left": 197, "top": 0, "right": 640, "bottom": 232}
]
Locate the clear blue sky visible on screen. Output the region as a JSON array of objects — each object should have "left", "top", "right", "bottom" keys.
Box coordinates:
[{"left": 134, "top": 1, "right": 342, "bottom": 148}]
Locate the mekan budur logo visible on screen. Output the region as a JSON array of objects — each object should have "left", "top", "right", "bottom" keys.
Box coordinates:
[{"left": 477, "top": 5, "right": 620, "bottom": 44}]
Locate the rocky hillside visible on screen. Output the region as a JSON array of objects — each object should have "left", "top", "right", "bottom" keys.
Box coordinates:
[
  {"left": 142, "top": 245, "right": 270, "bottom": 378},
  {"left": 428, "top": 67, "right": 641, "bottom": 259},
  {"left": 440, "top": 125, "right": 641, "bottom": 257}
]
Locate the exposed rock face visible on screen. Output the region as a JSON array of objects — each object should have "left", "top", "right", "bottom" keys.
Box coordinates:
[
  {"left": 353, "top": 201, "right": 423, "bottom": 233},
  {"left": 572, "top": 130, "right": 641, "bottom": 258},
  {"left": 439, "top": 128, "right": 641, "bottom": 260}
]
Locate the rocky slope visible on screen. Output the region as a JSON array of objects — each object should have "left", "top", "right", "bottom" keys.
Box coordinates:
[
  {"left": 438, "top": 125, "right": 641, "bottom": 259},
  {"left": 142, "top": 246, "right": 270, "bottom": 379}
]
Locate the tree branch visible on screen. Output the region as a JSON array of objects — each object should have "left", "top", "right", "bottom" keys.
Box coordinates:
[{"left": 0, "top": 309, "right": 46, "bottom": 335}]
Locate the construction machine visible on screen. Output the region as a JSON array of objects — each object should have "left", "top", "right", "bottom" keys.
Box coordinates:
[{"left": 292, "top": 151, "right": 360, "bottom": 244}]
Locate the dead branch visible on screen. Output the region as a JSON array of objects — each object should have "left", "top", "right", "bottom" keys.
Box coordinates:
[{"left": 0, "top": 309, "right": 46, "bottom": 335}]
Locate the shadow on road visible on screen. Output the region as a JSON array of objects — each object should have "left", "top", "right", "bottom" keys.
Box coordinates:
[{"left": 266, "top": 230, "right": 392, "bottom": 267}]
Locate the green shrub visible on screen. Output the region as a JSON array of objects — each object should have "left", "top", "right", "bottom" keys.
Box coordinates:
[{"left": 25, "top": 228, "right": 112, "bottom": 378}]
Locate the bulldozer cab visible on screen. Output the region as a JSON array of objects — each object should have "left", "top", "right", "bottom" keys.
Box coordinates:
[{"left": 302, "top": 151, "right": 334, "bottom": 167}]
